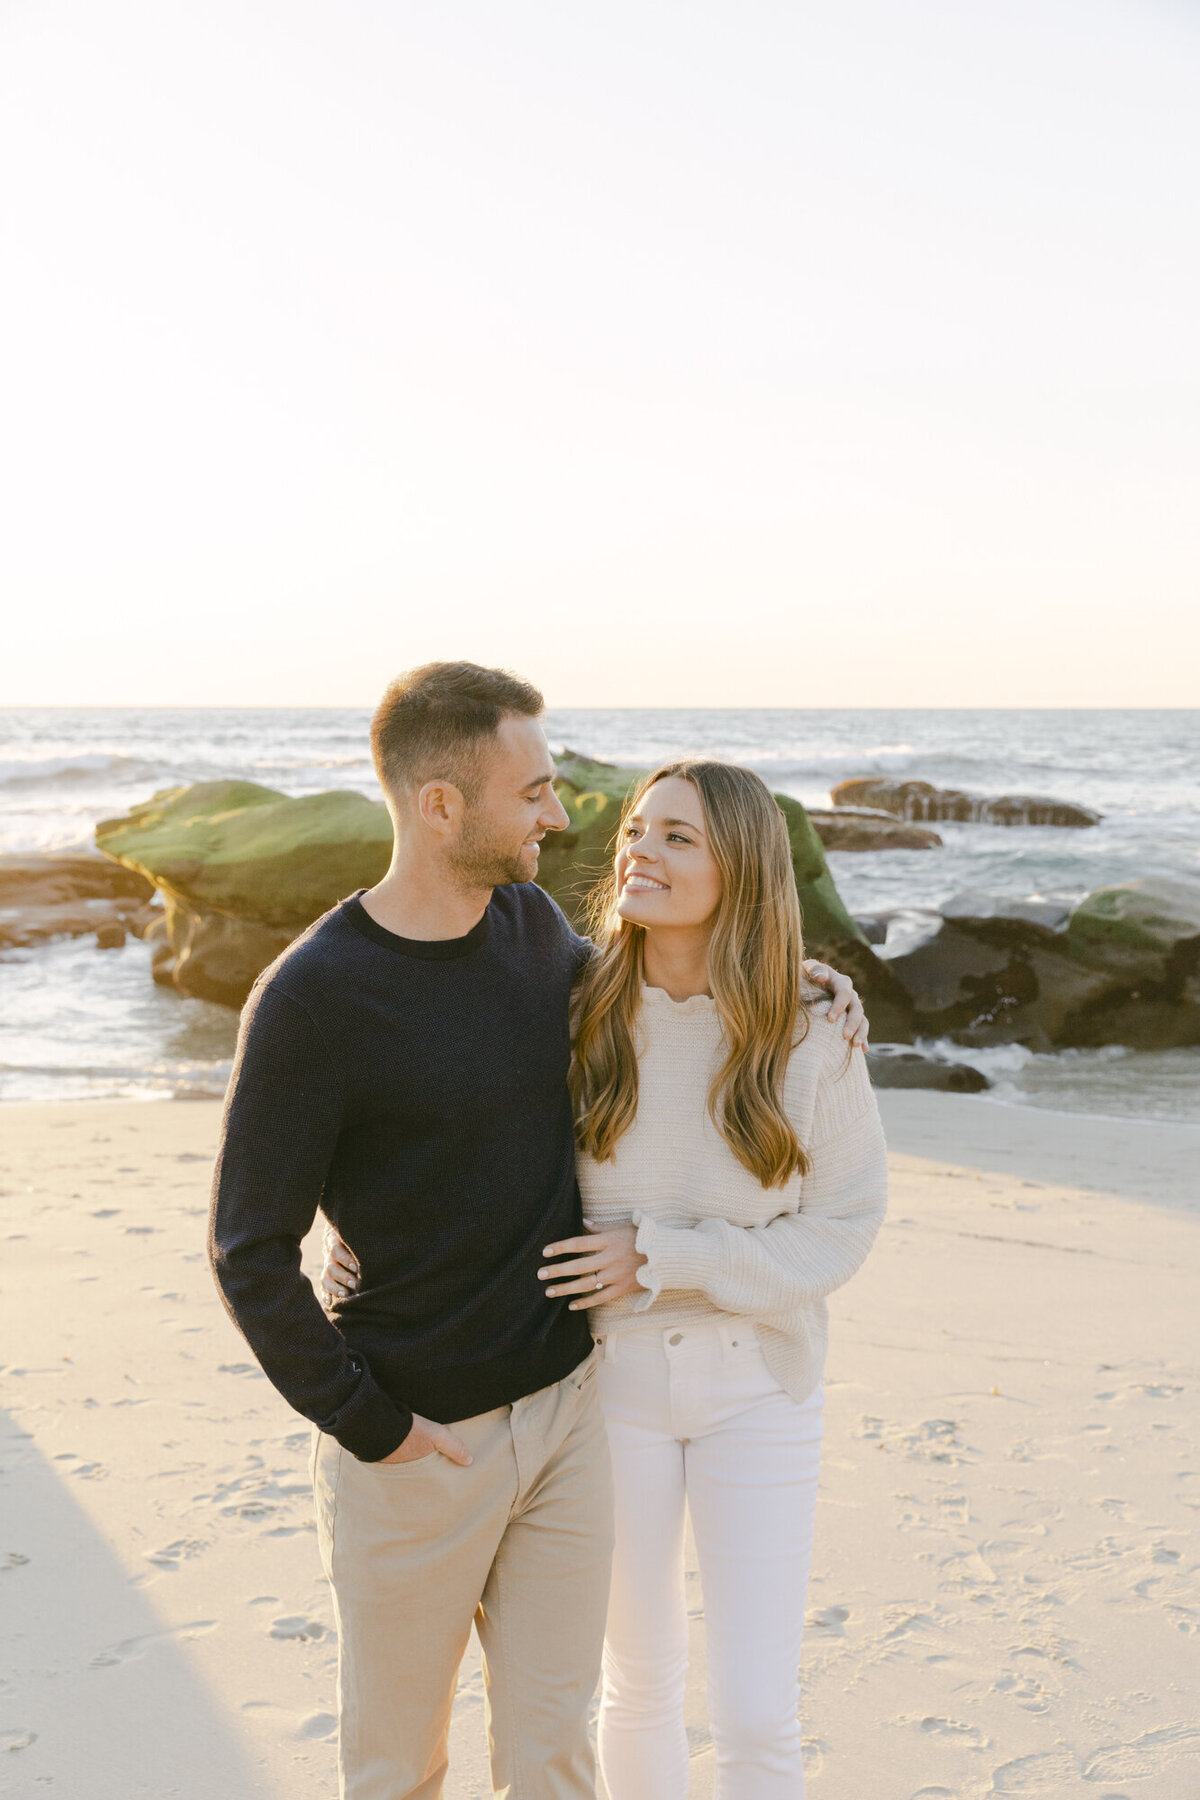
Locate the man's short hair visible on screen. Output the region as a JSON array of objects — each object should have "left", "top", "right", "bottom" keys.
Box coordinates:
[{"left": 370, "top": 661, "right": 545, "bottom": 803}]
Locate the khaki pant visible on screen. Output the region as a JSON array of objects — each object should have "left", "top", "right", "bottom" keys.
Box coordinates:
[{"left": 312, "top": 1351, "right": 613, "bottom": 1800}]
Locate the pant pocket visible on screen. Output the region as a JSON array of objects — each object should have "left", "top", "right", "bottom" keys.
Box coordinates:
[{"left": 565, "top": 1346, "right": 600, "bottom": 1392}]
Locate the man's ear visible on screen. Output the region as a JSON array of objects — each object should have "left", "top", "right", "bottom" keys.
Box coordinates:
[{"left": 416, "top": 778, "right": 466, "bottom": 835}]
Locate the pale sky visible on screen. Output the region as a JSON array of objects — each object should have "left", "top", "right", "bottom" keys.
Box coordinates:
[{"left": 3, "top": 0, "right": 1198, "bottom": 708}]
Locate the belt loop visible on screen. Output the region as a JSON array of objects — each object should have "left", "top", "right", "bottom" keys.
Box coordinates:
[
  {"left": 596, "top": 1334, "right": 616, "bottom": 1364},
  {"left": 718, "top": 1319, "right": 741, "bottom": 1363}
]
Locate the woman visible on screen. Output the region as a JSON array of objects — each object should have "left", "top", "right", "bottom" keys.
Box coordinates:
[{"left": 325, "top": 760, "right": 887, "bottom": 1798}]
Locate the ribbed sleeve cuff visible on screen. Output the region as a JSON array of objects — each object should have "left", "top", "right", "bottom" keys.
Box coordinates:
[
  {"left": 631, "top": 1211, "right": 721, "bottom": 1309},
  {"left": 322, "top": 1365, "right": 413, "bottom": 1463}
]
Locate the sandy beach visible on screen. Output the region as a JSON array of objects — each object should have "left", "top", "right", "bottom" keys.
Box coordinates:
[{"left": 2, "top": 1093, "right": 1197, "bottom": 1799}]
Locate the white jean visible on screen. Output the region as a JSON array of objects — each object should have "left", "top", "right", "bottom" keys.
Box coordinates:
[{"left": 595, "top": 1319, "right": 823, "bottom": 1800}]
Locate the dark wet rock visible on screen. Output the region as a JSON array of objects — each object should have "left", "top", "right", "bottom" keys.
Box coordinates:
[
  {"left": 886, "top": 878, "right": 1200, "bottom": 1050},
  {"left": 940, "top": 892, "right": 1073, "bottom": 934},
  {"left": 853, "top": 915, "right": 890, "bottom": 946},
  {"left": 866, "top": 1047, "right": 990, "bottom": 1093},
  {"left": 94, "top": 923, "right": 127, "bottom": 949},
  {"left": 0, "top": 853, "right": 156, "bottom": 948},
  {"left": 830, "top": 779, "right": 1100, "bottom": 829},
  {"left": 807, "top": 809, "right": 942, "bottom": 852}
]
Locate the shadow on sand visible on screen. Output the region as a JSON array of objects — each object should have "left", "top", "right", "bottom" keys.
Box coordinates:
[{"left": 0, "top": 1406, "right": 267, "bottom": 1798}]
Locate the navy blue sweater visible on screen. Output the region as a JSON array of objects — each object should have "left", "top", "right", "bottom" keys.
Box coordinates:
[{"left": 208, "top": 884, "right": 594, "bottom": 1461}]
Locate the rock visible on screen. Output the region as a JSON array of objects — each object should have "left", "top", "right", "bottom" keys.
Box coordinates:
[
  {"left": 94, "top": 923, "right": 127, "bottom": 949},
  {"left": 940, "top": 891, "right": 1073, "bottom": 934},
  {"left": 866, "top": 1047, "right": 990, "bottom": 1093},
  {"left": 544, "top": 752, "right": 917, "bottom": 1042},
  {"left": 1068, "top": 878, "right": 1200, "bottom": 981},
  {"left": 807, "top": 809, "right": 942, "bottom": 852},
  {"left": 884, "top": 879, "right": 1200, "bottom": 1051},
  {"left": 1059, "top": 878, "right": 1200, "bottom": 1049},
  {"left": 853, "top": 915, "right": 890, "bottom": 945},
  {"left": 545, "top": 751, "right": 872, "bottom": 958},
  {"left": 0, "top": 853, "right": 154, "bottom": 907},
  {"left": 154, "top": 907, "right": 296, "bottom": 1009},
  {"left": 95, "top": 782, "right": 392, "bottom": 931},
  {"left": 124, "top": 901, "right": 164, "bottom": 939},
  {"left": 0, "top": 853, "right": 156, "bottom": 948},
  {"left": 830, "top": 779, "right": 1100, "bottom": 829},
  {"left": 94, "top": 756, "right": 914, "bottom": 1033}
]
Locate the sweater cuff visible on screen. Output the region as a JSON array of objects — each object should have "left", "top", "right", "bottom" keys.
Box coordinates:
[
  {"left": 322, "top": 1361, "right": 413, "bottom": 1463},
  {"left": 631, "top": 1212, "right": 721, "bottom": 1309}
]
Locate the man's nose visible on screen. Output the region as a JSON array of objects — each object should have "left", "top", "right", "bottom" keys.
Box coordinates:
[{"left": 542, "top": 787, "right": 570, "bottom": 831}]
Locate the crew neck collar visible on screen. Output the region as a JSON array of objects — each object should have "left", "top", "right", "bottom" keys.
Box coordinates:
[{"left": 342, "top": 891, "right": 492, "bottom": 961}]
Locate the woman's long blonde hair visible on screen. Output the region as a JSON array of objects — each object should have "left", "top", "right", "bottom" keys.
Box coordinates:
[{"left": 569, "top": 759, "right": 810, "bottom": 1189}]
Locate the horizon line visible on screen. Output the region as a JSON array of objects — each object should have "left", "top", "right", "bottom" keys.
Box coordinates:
[{"left": 3, "top": 702, "right": 1198, "bottom": 714}]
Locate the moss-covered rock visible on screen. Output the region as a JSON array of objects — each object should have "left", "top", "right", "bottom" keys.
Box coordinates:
[
  {"left": 94, "top": 755, "right": 910, "bottom": 1026},
  {"left": 95, "top": 781, "right": 392, "bottom": 930},
  {"left": 539, "top": 752, "right": 867, "bottom": 950},
  {"left": 1068, "top": 878, "right": 1200, "bottom": 980}
]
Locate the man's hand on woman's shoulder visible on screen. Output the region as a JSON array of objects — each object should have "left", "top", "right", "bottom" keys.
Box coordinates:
[{"left": 802, "top": 960, "right": 869, "bottom": 1049}]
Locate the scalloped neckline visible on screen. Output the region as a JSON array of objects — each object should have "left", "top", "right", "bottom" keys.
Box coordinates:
[{"left": 639, "top": 982, "right": 717, "bottom": 1016}]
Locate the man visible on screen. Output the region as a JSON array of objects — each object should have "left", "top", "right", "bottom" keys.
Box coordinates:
[{"left": 209, "top": 661, "right": 865, "bottom": 1800}]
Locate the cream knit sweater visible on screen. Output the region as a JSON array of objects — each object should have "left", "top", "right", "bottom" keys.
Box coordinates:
[{"left": 576, "top": 985, "right": 888, "bottom": 1406}]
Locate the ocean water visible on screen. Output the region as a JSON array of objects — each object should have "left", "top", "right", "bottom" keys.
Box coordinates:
[{"left": 1, "top": 707, "right": 1198, "bottom": 1122}]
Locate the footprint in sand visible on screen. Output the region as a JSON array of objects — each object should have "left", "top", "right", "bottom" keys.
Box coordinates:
[
  {"left": 1, "top": 1730, "right": 37, "bottom": 1753},
  {"left": 991, "top": 1749, "right": 1078, "bottom": 1790},
  {"left": 298, "top": 1713, "right": 337, "bottom": 1739},
  {"left": 91, "top": 1620, "right": 217, "bottom": 1667},
  {"left": 898, "top": 1716, "right": 989, "bottom": 1750},
  {"left": 144, "top": 1538, "right": 210, "bottom": 1570},
  {"left": 1082, "top": 1724, "right": 1200, "bottom": 1782},
  {"left": 992, "top": 1670, "right": 1052, "bottom": 1714},
  {"left": 269, "top": 1615, "right": 329, "bottom": 1642},
  {"left": 806, "top": 1605, "right": 849, "bottom": 1636}
]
